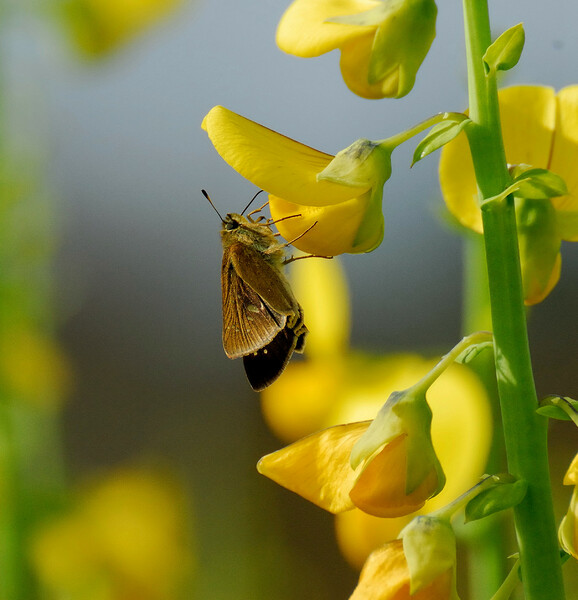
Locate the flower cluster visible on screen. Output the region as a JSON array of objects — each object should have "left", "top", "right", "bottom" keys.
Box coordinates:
[
  {"left": 259, "top": 258, "right": 492, "bottom": 569},
  {"left": 440, "top": 85, "right": 578, "bottom": 305},
  {"left": 200, "top": 1, "right": 578, "bottom": 597}
]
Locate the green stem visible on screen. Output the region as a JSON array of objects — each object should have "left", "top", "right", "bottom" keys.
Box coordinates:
[
  {"left": 462, "top": 1, "right": 565, "bottom": 598},
  {"left": 380, "top": 111, "right": 467, "bottom": 149},
  {"left": 411, "top": 331, "right": 492, "bottom": 395}
]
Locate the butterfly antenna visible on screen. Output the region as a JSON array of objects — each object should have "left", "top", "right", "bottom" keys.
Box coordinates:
[
  {"left": 240, "top": 189, "right": 265, "bottom": 216},
  {"left": 202, "top": 189, "right": 225, "bottom": 222}
]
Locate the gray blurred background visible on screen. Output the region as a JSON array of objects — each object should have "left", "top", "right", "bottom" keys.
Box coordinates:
[{"left": 9, "top": 0, "right": 577, "bottom": 597}]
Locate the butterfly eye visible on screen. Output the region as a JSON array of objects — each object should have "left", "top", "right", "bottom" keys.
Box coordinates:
[{"left": 225, "top": 218, "right": 239, "bottom": 231}]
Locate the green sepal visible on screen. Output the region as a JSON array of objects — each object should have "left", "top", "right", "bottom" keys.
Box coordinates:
[
  {"left": 455, "top": 338, "right": 494, "bottom": 365},
  {"left": 537, "top": 395, "right": 578, "bottom": 425},
  {"left": 510, "top": 166, "right": 568, "bottom": 200},
  {"left": 482, "top": 23, "right": 525, "bottom": 76},
  {"left": 412, "top": 115, "right": 470, "bottom": 166},
  {"left": 401, "top": 516, "right": 458, "bottom": 597},
  {"left": 465, "top": 476, "right": 527, "bottom": 523}
]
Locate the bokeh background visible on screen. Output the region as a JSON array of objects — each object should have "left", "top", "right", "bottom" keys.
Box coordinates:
[{"left": 4, "top": 0, "right": 577, "bottom": 598}]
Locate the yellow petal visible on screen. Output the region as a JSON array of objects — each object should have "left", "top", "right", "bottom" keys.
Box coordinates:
[
  {"left": 350, "top": 434, "right": 438, "bottom": 518},
  {"left": 438, "top": 115, "right": 480, "bottom": 233},
  {"left": 349, "top": 539, "right": 453, "bottom": 600},
  {"left": 202, "top": 106, "right": 367, "bottom": 206},
  {"left": 269, "top": 191, "right": 382, "bottom": 255},
  {"left": 550, "top": 85, "right": 578, "bottom": 218},
  {"left": 559, "top": 487, "right": 578, "bottom": 559},
  {"left": 349, "top": 540, "right": 409, "bottom": 600},
  {"left": 336, "top": 362, "right": 492, "bottom": 568},
  {"left": 440, "top": 85, "right": 557, "bottom": 233},
  {"left": 499, "top": 85, "right": 556, "bottom": 169},
  {"left": 340, "top": 35, "right": 400, "bottom": 99},
  {"left": 276, "top": 0, "right": 379, "bottom": 57},
  {"left": 290, "top": 257, "right": 350, "bottom": 358},
  {"left": 257, "top": 421, "right": 371, "bottom": 513},
  {"left": 564, "top": 453, "right": 578, "bottom": 486},
  {"left": 260, "top": 359, "right": 347, "bottom": 443}
]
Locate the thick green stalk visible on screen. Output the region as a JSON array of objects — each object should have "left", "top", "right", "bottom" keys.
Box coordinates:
[{"left": 462, "top": 1, "right": 565, "bottom": 598}]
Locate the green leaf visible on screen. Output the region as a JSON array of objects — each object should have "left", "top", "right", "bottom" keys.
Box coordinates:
[
  {"left": 537, "top": 395, "right": 578, "bottom": 425},
  {"left": 465, "top": 478, "right": 527, "bottom": 523},
  {"left": 483, "top": 23, "right": 525, "bottom": 76},
  {"left": 412, "top": 116, "right": 470, "bottom": 166}
]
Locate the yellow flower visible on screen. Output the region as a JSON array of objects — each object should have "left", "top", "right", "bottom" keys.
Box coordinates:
[
  {"left": 0, "top": 326, "right": 71, "bottom": 409},
  {"left": 202, "top": 105, "right": 388, "bottom": 255},
  {"left": 277, "top": 0, "right": 437, "bottom": 99},
  {"left": 349, "top": 538, "right": 455, "bottom": 600},
  {"left": 559, "top": 453, "right": 578, "bottom": 559},
  {"left": 59, "top": 0, "right": 183, "bottom": 55},
  {"left": 439, "top": 85, "right": 578, "bottom": 304},
  {"left": 258, "top": 407, "right": 444, "bottom": 518},
  {"left": 30, "top": 466, "right": 194, "bottom": 600},
  {"left": 260, "top": 258, "right": 492, "bottom": 567}
]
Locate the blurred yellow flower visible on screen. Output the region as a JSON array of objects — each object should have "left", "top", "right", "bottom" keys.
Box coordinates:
[
  {"left": 440, "top": 85, "right": 578, "bottom": 304},
  {"left": 277, "top": 0, "right": 437, "bottom": 99},
  {"left": 30, "top": 466, "right": 194, "bottom": 600},
  {"left": 559, "top": 453, "right": 578, "bottom": 559},
  {"left": 349, "top": 538, "right": 454, "bottom": 600},
  {"left": 202, "top": 106, "right": 388, "bottom": 255},
  {"left": 59, "top": 0, "right": 183, "bottom": 55},
  {"left": 0, "top": 327, "right": 71, "bottom": 408},
  {"left": 260, "top": 258, "right": 492, "bottom": 565}
]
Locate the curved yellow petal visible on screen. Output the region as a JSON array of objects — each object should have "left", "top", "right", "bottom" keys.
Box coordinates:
[
  {"left": 269, "top": 191, "right": 382, "bottom": 255},
  {"left": 550, "top": 86, "right": 578, "bottom": 216},
  {"left": 257, "top": 421, "right": 371, "bottom": 514},
  {"left": 340, "top": 35, "right": 400, "bottom": 99},
  {"left": 559, "top": 488, "right": 578, "bottom": 559},
  {"left": 564, "top": 453, "right": 578, "bottom": 486},
  {"left": 202, "top": 106, "right": 367, "bottom": 207},
  {"left": 350, "top": 434, "right": 439, "bottom": 518},
  {"left": 276, "top": 0, "right": 379, "bottom": 57},
  {"left": 440, "top": 85, "right": 557, "bottom": 233}
]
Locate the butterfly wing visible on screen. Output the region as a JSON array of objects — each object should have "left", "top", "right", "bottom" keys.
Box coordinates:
[
  {"left": 228, "top": 242, "right": 300, "bottom": 318},
  {"left": 221, "top": 244, "right": 287, "bottom": 359}
]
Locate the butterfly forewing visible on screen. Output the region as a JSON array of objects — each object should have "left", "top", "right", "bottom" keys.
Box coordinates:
[{"left": 222, "top": 244, "right": 288, "bottom": 359}]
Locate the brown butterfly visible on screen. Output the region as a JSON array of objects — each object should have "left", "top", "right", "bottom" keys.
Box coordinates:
[{"left": 203, "top": 190, "right": 327, "bottom": 391}]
